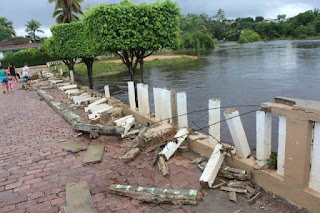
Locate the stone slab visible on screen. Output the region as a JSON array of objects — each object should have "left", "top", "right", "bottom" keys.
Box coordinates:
[
  {"left": 65, "top": 181, "right": 97, "bottom": 213},
  {"left": 83, "top": 145, "right": 105, "bottom": 164},
  {"left": 62, "top": 142, "right": 88, "bottom": 153}
]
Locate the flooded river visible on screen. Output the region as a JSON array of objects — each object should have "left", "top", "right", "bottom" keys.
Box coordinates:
[{"left": 77, "top": 40, "right": 320, "bottom": 150}]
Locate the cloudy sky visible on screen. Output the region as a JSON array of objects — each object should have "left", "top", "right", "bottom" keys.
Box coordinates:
[{"left": 1, "top": 0, "right": 320, "bottom": 37}]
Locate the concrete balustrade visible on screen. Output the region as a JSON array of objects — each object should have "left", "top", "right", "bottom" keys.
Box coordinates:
[
  {"left": 176, "top": 92, "right": 188, "bottom": 128},
  {"left": 224, "top": 108, "right": 251, "bottom": 159},
  {"left": 153, "top": 87, "right": 162, "bottom": 120},
  {"left": 161, "top": 89, "right": 172, "bottom": 123},
  {"left": 208, "top": 98, "right": 220, "bottom": 143},
  {"left": 127, "top": 82, "right": 136, "bottom": 110},
  {"left": 256, "top": 110, "right": 272, "bottom": 166},
  {"left": 70, "top": 70, "right": 75, "bottom": 83},
  {"left": 137, "top": 83, "right": 150, "bottom": 117},
  {"left": 104, "top": 85, "right": 110, "bottom": 99}
]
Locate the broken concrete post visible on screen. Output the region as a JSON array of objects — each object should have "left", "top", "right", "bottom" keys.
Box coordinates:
[
  {"left": 228, "top": 191, "right": 237, "bottom": 203},
  {"left": 109, "top": 184, "right": 198, "bottom": 205},
  {"left": 220, "top": 187, "right": 247, "bottom": 194},
  {"left": 114, "top": 115, "right": 134, "bottom": 126},
  {"left": 85, "top": 98, "right": 107, "bottom": 113},
  {"left": 59, "top": 84, "right": 77, "bottom": 91},
  {"left": 209, "top": 98, "right": 221, "bottom": 143},
  {"left": 158, "top": 156, "right": 169, "bottom": 176},
  {"left": 88, "top": 106, "right": 113, "bottom": 120},
  {"left": 120, "top": 116, "right": 135, "bottom": 138},
  {"left": 87, "top": 104, "right": 109, "bottom": 114},
  {"left": 120, "top": 148, "right": 140, "bottom": 162},
  {"left": 161, "top": 88, "right": 172, "bottom": 123},
  {"left": 159, "top": 128, "right": 189, "bottom": 160},
  {"left": 310, "top": 122, "right": 320, "bottom": 192},
  {"left": 218, "top": 166, "right": 252, "bottom": 181},
  {"left": 74, "top": 96, "right": 94, "bottom": 105},
  {"left": 256, "top": 110, "right": 272, "bottom": 166},
  {"left": 177, "top": 92, "right": 188, "bottom": 128},
  {"left": 70, "top": 70, "right": 75, "bottom": 83},
  {"left": 83, "top": 144, "right": 105, "bottom": 164},
  {"left": 104, "top": 85, "right": 110, "bottom": 99},
  {"left": 224, "top": 108, "right": 251, "bottom": 158},
  {"left": 128, "top": 81, "right": 137, "bottom": 110},
  {"left": 65, "top": 89, "right": 80, "bottom": 97},
  {"left": 65, "top": 181, "right": 97, "bottom": 213},
  {"left": 153, "top": 87, "right": 162, "bottom": 120},
  {"left": 60, "top": 68, "right": 63, "bottom": 76},
  {"left": 72, "top": 123, "right": 124, "bottom": 135},
  {"left": 199, "top": 144, "right": 225, "bottom": 188},
  {"left": 277, "top": 115, "right": 286, "bottom": 176},
  {"left": 137, "top": 83, "right": 150, "bottom": 117}
]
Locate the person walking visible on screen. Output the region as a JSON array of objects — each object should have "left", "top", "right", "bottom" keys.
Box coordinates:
[
  {"left": 7, "top": 73, "right": 14, "bottom": 91},
  {"left": 8, "top": 63, "right": 18, "bottom": 82},
  {"left": 21, "top": 63, "right": 29, "bottom": 90},
  {"left": 0, "top": 66, "right": 8, "bottom": 93}
]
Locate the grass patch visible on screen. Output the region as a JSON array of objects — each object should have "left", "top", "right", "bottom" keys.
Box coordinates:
[{"left": 50, "top": 56, "right": 197, "bottom": 77}]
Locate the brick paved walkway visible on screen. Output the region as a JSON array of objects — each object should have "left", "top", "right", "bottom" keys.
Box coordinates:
[{"left": 0, "top": 87, "right": 202, "bottom": 213}]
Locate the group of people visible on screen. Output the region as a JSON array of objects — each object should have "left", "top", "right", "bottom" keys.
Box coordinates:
[{"left": 0, "top": 63, "right": 30, "bottom": 93}]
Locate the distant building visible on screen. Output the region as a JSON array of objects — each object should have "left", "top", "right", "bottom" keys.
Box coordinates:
[{"left": 0, "top": 37, "right": 42, "bottom": 59}]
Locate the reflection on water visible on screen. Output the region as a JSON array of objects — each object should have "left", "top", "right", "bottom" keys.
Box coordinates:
[{"left": 77, "top": 40, "right": 320, "bottom": 150}]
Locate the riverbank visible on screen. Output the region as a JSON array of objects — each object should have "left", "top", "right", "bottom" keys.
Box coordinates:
[{"left": 50, "top": 54, "right": 198, "bottom": 78}]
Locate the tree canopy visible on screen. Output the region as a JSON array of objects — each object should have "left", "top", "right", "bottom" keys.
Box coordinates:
[
  {"left": 83, "top": 0, "right": 180, "bottom": 82},
  {"left": 0, "top": 17, "right": 15, "bottom": 40},
  {"left": 49, "top": 0, "right": 84, "bottom": 23},
  {"left": 25, "top": 19, "right": 44, "bottom": 42}
]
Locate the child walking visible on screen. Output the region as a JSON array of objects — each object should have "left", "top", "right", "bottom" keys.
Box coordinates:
[
  {"left": 0, "top": 66, "right": 8, "bottom": 94},
  {"left": 7, "top": 73, "right": 14, "bottom": 91}
]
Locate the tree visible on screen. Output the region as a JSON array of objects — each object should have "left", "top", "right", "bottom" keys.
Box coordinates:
[
  {"left": 239, "top": 29, "right": 261, "bottom": 44},
  {"left": 0, "top": 17, "right": 15, "bottom": 37},
  {"left": 25, "top": 19, "right": 44, "bottom": 42},
  {"left": 277, "top": 14, "right": 286, "bottom": 21},
  {"left": 255, "top": 16, "right": 264, "bottom": 22},
  {"left": 84, "top": 0, "right": 180, "bottom": 83},
  {"left": 214, "top": 9, "right": 225, "bottom": 22},
  {"left": 0, "top": 26, "right": 11, "bottom": 41},
  {"left": 46, "top": 22, "right": 98, "bottom": 89},
  {"left": 48, "top": 0, "right": 84, "bottom": 23}
]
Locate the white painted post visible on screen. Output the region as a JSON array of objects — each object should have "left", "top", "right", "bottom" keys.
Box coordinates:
[
  {"left": 127, "top": 81, "right": 136, "bottom": 110},
  {"left": 176, "top": 92, "right": 188, "bottom": 128},
  {"left": 277, "top": 116, "right": 286, "bottom": 176},
  {"left": 160, "top": 89, "right": 172, "bottom": 123},
  {"left": 137, "top": 83, "right": 150, "bottom": 116},
  {"left": 224, "top": 108, "right": 251, "bottom": 159},
  {"left": 70, "top": 70, "right": 75, "bottom": 83},
  {"left": 256, "top": 111, "right": 272, "bottom": 166},
  {"left": 209, "top": 98, "right": 220, "bottom": 143},
  {"left": 104, "top": 85, "right": 110, "bottom": 99},
  {"left": 60, "top": 68, "right": 63, "bottom": 76},
  {"left": 310, "top": 122, "right": 320, "bottom": 192},
  {"left": 153, "top": 87, "right": 162, "bottom": 120}
]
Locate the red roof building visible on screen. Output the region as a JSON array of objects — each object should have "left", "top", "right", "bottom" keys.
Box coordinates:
[{"left": 0, "top": 37, "right": 42, "bottom": 59}]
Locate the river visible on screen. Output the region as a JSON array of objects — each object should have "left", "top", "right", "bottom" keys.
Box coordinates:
[{"left": 77, "top": 40, "right": 320, "bottom": 151}]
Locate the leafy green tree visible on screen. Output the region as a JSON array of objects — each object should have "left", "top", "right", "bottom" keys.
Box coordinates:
[
  {"left": 0, "top": 26, "right": 11, "bottom": 41},
  {"left": 46, "top": 22, "right": 98, "bottom": 88},
  {"left": 277, "top": 14, "right": 286, "bottom": 21},
  {"left": 48, "top": 0, "right": 84, "bottom": 23},
  {"left": 83, "top": 0, "right": 180, "bottom": 83},
  {"left": 239, "top": 29, "right": 261, "bottom": 43},
  {"left": 294, "top": 25, "right": 316, "bottom": 38},
  {"left": 226, "top": 28, "right": 240, "bottom": 41},
  {"left": 295, "top": 10, "right": 315, "bottom": 26},
  {"left": 25, "top": 19, "right": 44, "bottom": 42},
  {"left": 214, "top": 9, "right": 225, "bottom": 22},
  {"left": 255, "top": 16, "right": 264, "bottom": 22},
  {"left": 0, "top": 17, "right": 15, "bottom": 37}
]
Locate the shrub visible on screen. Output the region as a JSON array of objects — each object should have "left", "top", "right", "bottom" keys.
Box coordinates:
[
  {"left": 0, "top": 47, "right": 59, "bottom": 68},
  {"left": 294, "top": 25, "right": 316, "bottom": 38},
  {"left": 238, "top": 29, "right": 262, "bottom": 43},
  {"left": 180, "top": 32, "right": 215, "bottom": 50}
]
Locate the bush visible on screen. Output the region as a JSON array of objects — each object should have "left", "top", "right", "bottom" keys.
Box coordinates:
[
  {"left": 0, "top": 47, "right": 59, "bottom": 68},
  {"left": 239, "top": 29, "right": 262, "bottom": 43},
  {"left": 180, "top": 32, "right": 215, "bottom": 50},
  {"left": 294, "top": 25, "right": 316, "bottom": 38}
]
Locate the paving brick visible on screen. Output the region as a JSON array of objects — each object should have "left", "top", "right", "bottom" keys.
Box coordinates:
[
  {"left": 24, "top": 178, "right": 42, "bottom": 185},
  {"left": 7, "top": 194, "right": 28, "bottom": 205},
  {"left": 5, "top": 181, "right": 22, "bottom": 190},
  {"left": 50, "top": 197, "right": 64, "bottom": 206}
]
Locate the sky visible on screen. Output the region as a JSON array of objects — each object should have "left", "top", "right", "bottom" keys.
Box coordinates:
[{"left": 1, "top": 0, "right": 320, "bottom": 37}]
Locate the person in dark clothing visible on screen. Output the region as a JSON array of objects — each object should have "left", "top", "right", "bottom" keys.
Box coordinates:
[{"left": 8, "top": 63, "right": 18, "bottom": 82}]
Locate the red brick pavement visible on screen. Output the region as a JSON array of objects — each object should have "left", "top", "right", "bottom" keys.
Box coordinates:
[{"left": 0, "top": 88, "right": 202, "bottom": 213}]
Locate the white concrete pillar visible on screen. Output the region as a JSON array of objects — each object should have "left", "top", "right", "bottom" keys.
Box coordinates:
[
  {"left": 60, "top": 68, "right": 63, "bottom": 76},
  {"left": 310, "top": 122, "right": 320, "bottom": 192},
  {"left": 137, "top": 83, "right": 150, "bottom": 117},
  {"left": 209, "top": 98, "right": 220, "bottom": 143},
  {"left": 256, "top": 111, "right": 272, "bottom": 166},
  {"left": 176, "top": 92, "right": 188, "bottom": 128},
  {"left": 70, "top": 70, "right": 75, "bottom": 83},
  {"left": 160, "top": 88, "right": 172, "bottom": 123},
  {"left": 277, "top": 116, "right": 286, "bottom": 176},
  {"left": 104, "top": 85, "right": 110, "bottom": 99},
  {"left": 153, "top": 87, "right": 161, "bottom": 120},
  {"left": 224, "top": 108, "right": 251, "bottom": 159},
  {"left": 127, "top": 81, "right": 136, "bottom": 110}
]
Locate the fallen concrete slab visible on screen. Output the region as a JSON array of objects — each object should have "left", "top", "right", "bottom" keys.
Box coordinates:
[
  {"left": 85, "top": 98, "right": 107, "bottom": 112},
  {"left": 56, "top": 82, "right": 71, "bottom": 87},
  {"left": 120, "top": 148, "right": 140, "bottom": 162},
  {"left": 88, "top": 106, "right": 113, "bottom": 119},
  {"left": 114, "top": 115, "right": 134, "bottom": 126},
  {"left": 75, "top": 96, "right": 94, "bottom": 105},
  {"left": 62, "top": 141, "right": 88, "bottom": 153},
  {"left": 109, "top": 184, "right": 198, "bottom": 205},
  {"left": 50, "top": 80, "right": 63, "bottom": 84},
  {"left": 65, "top": 89, "right": 80, "bottom": 96},
  {"left": 65, "top": 181, "right": 97, "bottom": 213},
  {"left": 86, "top": 104, "right": 109, "bottom": 113},
  {"left": 83, "top": 144, "right": 105, "bottom": 164},
  {"left": 72, "top": 123, "right": 124, "bottom": 136},
  {"left": 59, "top": 84, "right": 77, "bottom": 91}
]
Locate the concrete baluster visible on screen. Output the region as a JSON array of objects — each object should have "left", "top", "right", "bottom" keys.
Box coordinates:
[
  {"left": 256, "top": 110, "right": 272, "bottom": 166},
  {"left": 277, "top": 115, "right": 286, "bottom": 176},
  {"left": 160, "top": 88, "right": 172, "bottom": 123},
  {"left": 224, "top": 108, "right": 251, "bottom": 158},
  {"left": 310, "top": 122, "right": 320, "bottom": 192},
  {"left": 176, "top": 92, "right": 188, "bottom": 128},
  {"left": 104, "top": 85, "right": 110, "bottom": 99},
  {"left": 153, "top": 87, "right": 162, "bottom": 120},
  {"left": 70, "top": 70, "right": 75, "bottom": 83},
  {"left": 137, "top": 83, "right": 150, "bottom": 117},
  {"left": 209, "top": 98, "right": 221, "bottom": 143},
  {"left": 127, "top": 82, "right": 136, "bottom": 110}
]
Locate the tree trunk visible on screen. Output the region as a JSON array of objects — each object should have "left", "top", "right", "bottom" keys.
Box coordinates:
[{"left": 83, "top": 58, "right": 94, "bottom": 89}]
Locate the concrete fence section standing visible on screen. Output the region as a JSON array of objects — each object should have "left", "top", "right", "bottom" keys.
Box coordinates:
[
  {"left": 104, "top": 85, "right": 110, "bottom": 99},
  {"left": 128, "top": 81, "right": 137, "bottom": 110},
  {"left": 256, "top": 110, "right": 272, "bottom": 166},
  {"left": 70, "top": 70, "right": 75, "bottom": 83},
  {"left": 137, "top": 83, "right": 150, "bottom": 117},
  {"left": 310, "top": 122, "right": 320, "bottom": 192},
  {"left": 176, "top": 92, "right": 188, "bottom": 128},
  {"left": 208, "top": 98, "right": 220, "bottom": 143},
  {"left": 153, "top": 87, "right": 162, "bottom": 120}
]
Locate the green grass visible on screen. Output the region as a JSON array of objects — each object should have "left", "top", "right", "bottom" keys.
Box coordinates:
[{"left": 50, "top": 56, "right": 197, "bottom": 77}]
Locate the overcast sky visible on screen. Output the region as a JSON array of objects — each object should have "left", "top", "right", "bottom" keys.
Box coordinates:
[{"left": 2, "top": 0, "right": 320, "bottom": 37}]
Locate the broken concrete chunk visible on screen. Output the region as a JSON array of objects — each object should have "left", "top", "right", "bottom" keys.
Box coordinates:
[
  {"left": 72, "top": 123, "right": 124, "bottom": 136},
  {"left": 228, "top": 191, "right": 238, "bottom": 203},
  {"left": 248, "top": 192, "right": 262, "bottom": 205},
  {"left": 109, "top": 184, "right": 198, "bottom": 205},
  {"left": 65, "top": 181, "right": 97, "bottom": 213},
  {"left": 158, "top": 156, "right": 169, "bottom": 176},
  {"left": 220, "top": 187, "right": 247, "bottom": 194},
  {"left": 120, "top": 148, "right": 140, "bottom": 162},
  {"left": 83, "top": 145, "right": 105, "bottom": 164},
  {"left": 62, "top": 142, "right": 88, "bottom": 153},
  {"left": 219, "top": 166, "right": 252, "bottom": 181},
  {"left": 227, "top": 181, "right": 249, "bottom": 189}
]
